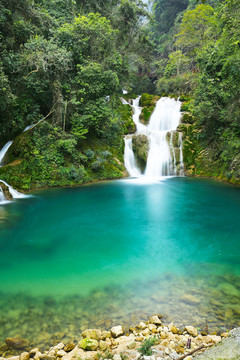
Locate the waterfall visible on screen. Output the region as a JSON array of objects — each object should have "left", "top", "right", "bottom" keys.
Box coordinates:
[
  {"left": 123, "top": 96, "right": 184, "bottom": 178},
  {"left": 124, "top": 137, "right": 141, "bottom": 177},
  {"left": 0, "top": 185, "right": 6, "bottom": 203},
  {"left": 145, "top": 97, "right": 182, "bottom": 177},
  {"left": 0, "top": 141, "right": 13, "bottom": 166}
]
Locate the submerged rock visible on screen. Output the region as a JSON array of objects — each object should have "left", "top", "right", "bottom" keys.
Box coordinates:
[
  {"left": 5, "top": 338, "right": 29, "bottom": 350},
  {"left": 181, "top": 294, "right": 200, "bottom": 305}
]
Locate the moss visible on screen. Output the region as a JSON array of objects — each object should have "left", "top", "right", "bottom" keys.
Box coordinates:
[{"left": 139, "top": 93, "right": 160, "bottom": 125}]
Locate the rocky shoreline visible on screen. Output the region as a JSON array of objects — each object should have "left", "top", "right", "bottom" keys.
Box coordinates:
[{"left": 0, "top": 316, "right": 233, "bottom": 360}]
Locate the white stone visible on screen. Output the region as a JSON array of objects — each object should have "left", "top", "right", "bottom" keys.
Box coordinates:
[{"left": 111, "top": 326, "right": 124, "bottom": 338}]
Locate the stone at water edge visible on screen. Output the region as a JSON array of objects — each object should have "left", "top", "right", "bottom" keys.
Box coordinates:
[
  {"left": 63, "top": 342, "right": 75, "bottom": 352},
  {"left": 81, "top": 329, "right": 101, "bottom": 340},
  {"left": 20, "top": 353, "right": 29, "bottom": 360},
  {"left": 110, "top": 326, "right": 124, "bottom": 338},
  {"left": 135, "top": 322, "right": 147, "bottom": 330},
  {"left": 101, "top": 331, "right": 111, "bottom": 340},
  {"left": 185, "top": 326, "right": 198, "bottom": 337},
  {"left": 149, "top": 315, "right": 162, "bottom": 325},
  {"left": 78, "top": 338, "right": 98, "bottom": 351}
]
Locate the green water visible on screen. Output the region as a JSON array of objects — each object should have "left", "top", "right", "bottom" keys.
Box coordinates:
[{"left": 0, "top": 177, "right": 240, "bottom": 350}]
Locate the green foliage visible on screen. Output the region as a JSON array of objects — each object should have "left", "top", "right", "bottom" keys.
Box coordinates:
[{"left": 138, "top": 337, "right": 158, "bottom": 356}]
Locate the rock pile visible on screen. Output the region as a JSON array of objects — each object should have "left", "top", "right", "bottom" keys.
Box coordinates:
[{"left": 1, "top": 316, "right": 229, "bottom": 360}]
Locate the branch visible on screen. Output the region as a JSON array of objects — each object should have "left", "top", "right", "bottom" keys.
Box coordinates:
[
  {"left": 29, "top": 105, "right": 56, "bottom": 131},
  {"left": 177, "top": 343, "right": 214, "bottom": 360},
  {"left": 24, "top": 66, "right": 39, "bottom": 78}
]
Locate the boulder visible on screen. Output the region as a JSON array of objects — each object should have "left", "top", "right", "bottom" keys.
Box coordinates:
[
  {"left": 98, "top": 340, "right": 109, "bottom": 352},
  {"left": 185, "top": 326, "right": 198, "bottom": 337},
  {"left": 110, "top": 326, "right": 124, "bottom": 338},
  {"left": 82, "top": 329, "right": 101, "bottom": 340},
  {"left": 132, "top": 135, "right": 149, "bottom": 172},
  {"left": 78, "top": 338, "right": 98, "bottom": 351},
  {"left": 149, "top": 315, "right": 162, "bottom": 326},
  {"left": 135, "top": 322, "right": 147, "bottom": 331}
]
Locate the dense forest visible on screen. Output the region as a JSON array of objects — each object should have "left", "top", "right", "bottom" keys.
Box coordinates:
[{"left": 0, "top": 0, "right": 239, "bottom": 189}]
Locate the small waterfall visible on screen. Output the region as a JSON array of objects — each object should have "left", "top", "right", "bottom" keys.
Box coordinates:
[
  {"left": 124, "top": 138, "right": 141, "bottom": 177},
  {"left": 0, "top": 185, "right": 6, "bottom": 203},
  {"left": 123, "top": 96, "right": 184, "bottom": 179},
  {"left": 0, "top": 141, "right": 13, "bottom": 166}
]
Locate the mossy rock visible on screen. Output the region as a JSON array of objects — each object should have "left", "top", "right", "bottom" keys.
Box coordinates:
[
  {"left": 171, "top": 131, "right": 179, "bottom": 148},
  {"left": 139, "top": 94, "right": 160, "bottom": 125},
  {"left": 78, "top": 338, "right": 98, "bottom": 351},
  {"left": 132, "top": 134, "right": 149, "bottom": 173},
  {"left": 0, "top": 182, "right": 13, "bottom": 200}
]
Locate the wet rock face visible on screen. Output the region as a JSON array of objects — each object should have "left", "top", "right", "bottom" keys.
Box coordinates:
[
  {"left": 132, "top": 135, "right": 149, "bottom": 173},
  {"left": 0, "top": 182, "right": 12, "bottom": 200}
]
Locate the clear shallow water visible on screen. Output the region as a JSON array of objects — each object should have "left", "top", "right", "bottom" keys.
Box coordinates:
[{"left": 0, "top": 177, "right": 240, "bottom": 350}]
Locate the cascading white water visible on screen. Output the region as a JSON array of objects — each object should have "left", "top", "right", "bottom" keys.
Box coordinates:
[
  {"left": 0, "top": 180, "right": 30, "bottom": 199},
  {"left": 0, "top": 186, "right": 6, "bottom": 203},
  {"left": 145, "top": 97, "right": 182, "bottom": 177},
  {"left": 123, "top": 96, "right": 184, "bottom": 178},
  {"left": 124, "top": 137, "right": 141, "bottom": 177},
  {"left": 0, "top": 141, "right": 13, "bottom": 166}
]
